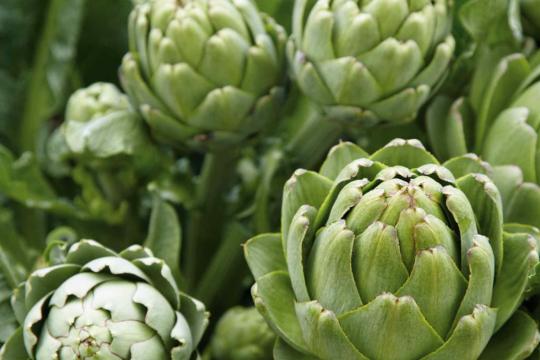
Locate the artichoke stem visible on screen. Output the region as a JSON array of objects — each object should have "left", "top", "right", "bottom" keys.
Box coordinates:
[
  {"left": 195, "top": 222, "right": 251, "bottom": 313},
  {"left": 285, "top": 106, "right": 344, "bottom": 169},
  {"left": 185, "top": 148, "right": 239, "bottom": 289},
  {"left": 96, "top": 170, "right": 125, "bottom": 206}
]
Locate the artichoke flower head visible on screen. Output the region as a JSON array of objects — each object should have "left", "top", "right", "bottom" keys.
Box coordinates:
[
  {"left": 288, "top": 0, "right": 455, "bottom": 126},
  {"left": 0, "top": 240, "right": 209, "bottom": 360},
  {"left": 60, "top": 82, "right": 155, "bottom": 165},
  {"left": 120, "top": 0, "right": 287, "bottom": 150},
  {"left": 245, "top": 139, "right": 540, "bottom": 360},
  {"left": 211, "top": 306, "right": 275, "bottom": 360}
]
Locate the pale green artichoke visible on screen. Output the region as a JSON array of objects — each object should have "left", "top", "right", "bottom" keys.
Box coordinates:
[
  {"left": 45, "top": 82, "right": 162, "bottom": 224},
  {"left": 288, "top": 0, "right": 455, "bottom": 125},
  {"left": 120, "top": 0, "right": 287, "bottom": 149},
  {"left": 0, "top": 240, "right": 208, "bottom": 360},
  {"left": 59, "top": 82, "right": 156, "bottom": 166},
  {"left": 426, "top": 50, "right": 540, "bottom": 228},
  {"left": 245, "top": 139, "right": 540, "bottom": 359},
  {"left": 211, "top": 306, "right": 275, "bottom": 360}
]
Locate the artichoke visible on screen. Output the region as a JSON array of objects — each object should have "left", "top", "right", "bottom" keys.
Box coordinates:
[
  {"left": 427, "top": 50, "right": 540, "bottom": 228},
  {"left": 0, "top": 240, "right": 208, "bottom": 360},
  {"left": 288, "top": 0, "right": 455, "bottom": 125},
  {"left": 120, "top": 0, "right": 287, "bottom": 149},
  {"left": 58, "top": 82, "right": 157, "bottom": 168},
  {"left": 210, "top": 306, "right": 275, "bottom": 360},
  {"left": 46, "top": 82, "right": 168, "bottom": 225},
  {"left": 244, "top": 139, "right": 540, "bottom": 359}
]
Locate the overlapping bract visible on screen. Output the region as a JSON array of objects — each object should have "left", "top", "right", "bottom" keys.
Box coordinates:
[
  {"left": 0, "top": 240, "right": 208, "bottom": 360},
  {"left": 426, "top": 50, "right": 540, "bottom": 228},
  {"left": 245, "top": 139, "right": 540, "bottom": 360},
  {"left": 211, "top": 306, "right": 275, "bottom": 360},
  {"left": 288, "top": 0, "right": 455, "bottom": 125},
  {"left": 120, "top": 0, "right": 287, "bottom": 149}
]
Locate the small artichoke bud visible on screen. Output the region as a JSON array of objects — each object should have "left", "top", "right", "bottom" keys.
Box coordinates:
[
  {"left": 211, "top": 306, "right": 274, "bottom": 360},
  {"left": 62, "top": 82, "right": 155, "bottom": 166}
]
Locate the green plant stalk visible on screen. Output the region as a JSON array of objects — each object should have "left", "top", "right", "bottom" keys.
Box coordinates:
[
  {"left": 14, "top": 205, "right": 46, "bottom": 253},
  {"left": 96, "top": 170, "right": 126, "bottom": 207},
  {"left": 18, "top": 0, "right": 85, "bottom": 152},
  {"left": 285, "top": 108, "right": 344, "bottom": 170},
  {"left": 253, "top": 148, "right": 283, "bottom": 234},
  {"left": 184, "top": 148, "right": 239, "bottom": 290},
  {"left": 194, "top": 222, "right": 251, "bottom": 312}
]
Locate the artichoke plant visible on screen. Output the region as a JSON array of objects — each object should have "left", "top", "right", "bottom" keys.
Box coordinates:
[
  {"left": 210, "top": 306, "right": 275, "bottom": 360},
  {"left": 0, "top": 240, "right": 208, "bottom": 360},
  {"left": 244, "top": 139, "right": 540, "bottom": 359},
  {"left": 44, "top": 83, "right": 163, "bottom": 225},
  {"left": 288, "top": 0, "right": 455, "bottom": 125},
  {"left": 120, "top": 0, "right": 287, "bottom": 149},
  {"left": 427, "top": 50, "right": 540, "bottom": 228}
]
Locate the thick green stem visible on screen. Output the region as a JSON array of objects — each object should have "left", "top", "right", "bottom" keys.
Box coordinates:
[
  {"left": 285, "top": 107, "right": 343, "bottom": 169},
  {"left": 184, "top": 148, "right": 238, "bottom": 290},
  {"left": 194, "top": 222, "right": 251, "bottom": 313},
  {"left": 96, "top": 170, "right": 126, "bottom": 207}
]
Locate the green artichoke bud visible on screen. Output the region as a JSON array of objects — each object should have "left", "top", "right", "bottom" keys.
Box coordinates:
[
  {"left": 120, "top": 0, "right": 287, "bottom": 149},
  {"left": 0, "top": 240, "right": 208, "bottom": 359},
  {"left": 245, "top": 139, "right": 540, "bottom": 359},
  {"left": 211, "top": 306, "right": 274, "bottom": 360},
  {"left": 288, "top": 0, "right": 455, "bottom": 125},
  {"left": 46, "top": 83, "right": 165, "bottom": 224},
  {"left": 57, "top": 82, "right": 158, "bottom": 170},
  {"left": 427, "top": 49, "right": 540, "bottom": 228},
  {"left": 481, "top": 54, "right": 540, "bottom": 183}
]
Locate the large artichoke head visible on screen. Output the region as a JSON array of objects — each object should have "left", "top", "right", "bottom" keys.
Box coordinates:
[
  {"left": 245, "top": 139, "right": 540, "bottom": 359},
  {"left": 288, "top": 0, "right": 455, "bottom": 125},
  {"left": 211, "top": 306, "right": 275, "bottom": 360},
  {"left": 0, "top": 240, "right": 208, "bottom": 360},
  {"left": 120, "top": 0, "right": 287, "bottom": 149}
]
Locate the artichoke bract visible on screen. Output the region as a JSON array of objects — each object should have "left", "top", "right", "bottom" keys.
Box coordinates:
[
  {"left": 244, "top": 139, "right": 540, "bottom": 359},
  {"left": 211, "top": 306, "right": 275, "bottom": 360},
  {"left": 427, "top": 50, "right": 540, "bottom": 227},
  {"left": 288, "top": 0, "right": 455, "bottom": 125},
  {"left": 0, "top": 240, "right": 208, "bottom": 360},
  {"left": 120, "top": 0, "right": 287, "bottom": 149}
]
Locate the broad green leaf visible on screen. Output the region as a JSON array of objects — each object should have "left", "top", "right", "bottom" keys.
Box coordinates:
[{"left": 144, "top": 195, "right": 182, "bottom": 283}]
